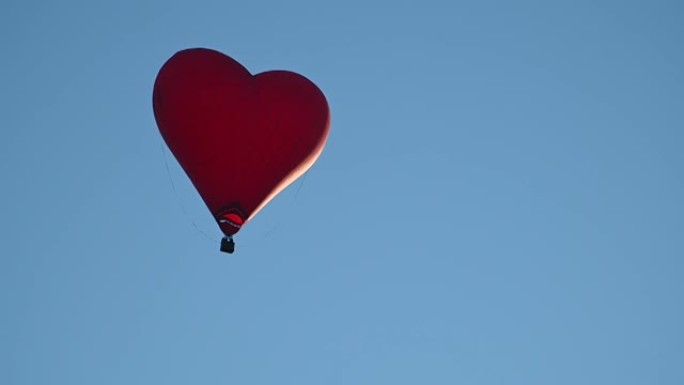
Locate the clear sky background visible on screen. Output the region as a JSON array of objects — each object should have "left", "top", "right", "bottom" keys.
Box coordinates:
[{"left": 2, "top": 0, "right": 683, "bottom": 384}]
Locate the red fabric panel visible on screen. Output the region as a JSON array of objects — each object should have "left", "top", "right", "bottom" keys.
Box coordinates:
[{"left": 153, "top": 48, "right": 330, "bottom": 235}]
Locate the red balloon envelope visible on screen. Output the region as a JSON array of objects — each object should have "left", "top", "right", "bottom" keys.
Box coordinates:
[{"left": 153, "top": 48, "right": 330, "bottom": 243}]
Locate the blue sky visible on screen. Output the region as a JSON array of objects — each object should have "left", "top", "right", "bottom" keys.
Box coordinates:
[{"left": 2, "top": 0, "right": 683, "bottom": 384}]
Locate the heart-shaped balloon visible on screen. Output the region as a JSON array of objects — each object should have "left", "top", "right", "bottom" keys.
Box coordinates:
[{"left": 153, "top": 48, "right": 330, "bottom": 240}]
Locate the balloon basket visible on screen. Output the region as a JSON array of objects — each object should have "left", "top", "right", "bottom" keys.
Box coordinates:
[{"left": 220, "top": 236, "right": 235, "bottom": 254}]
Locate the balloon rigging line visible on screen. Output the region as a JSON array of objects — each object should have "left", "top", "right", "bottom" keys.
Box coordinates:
[
  {"left": 293, "top": 170, "right": 308, "bottom": 201},
  {"left": 160, "top": 141, "right": 218, "bottom": 243}
]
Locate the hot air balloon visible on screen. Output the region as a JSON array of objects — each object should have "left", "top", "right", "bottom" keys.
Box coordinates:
[{"left": 153, "top": 48, "right": 330, "bottom": 253}]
